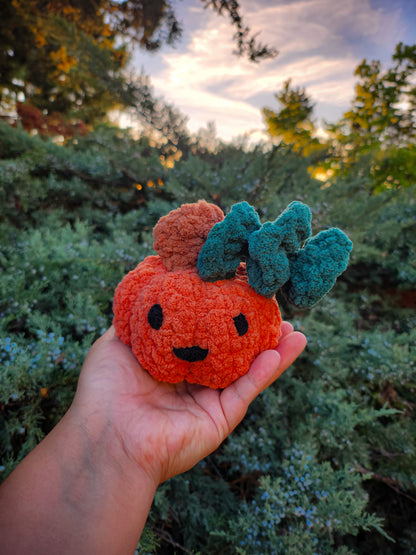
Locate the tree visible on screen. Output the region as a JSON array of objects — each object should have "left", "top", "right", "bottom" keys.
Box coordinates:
[
  {"left": 263, "top": 44, "right": 416, "bottom": 190},
  {"left": 201, "top": 0, "right": 277, "bottom": 62},
  {"left": 327, "top": 43, "right": 416, "bottom": 190},
  {"left": 333, "top": 43, "right": 416, "bottom": 151},
  {"left": 262, "top": 79, "right": 323, "bottom": 155},
  {"left": 0, "top": 0, "right": 277, "bottom": 124},
  {"left": 0, "top": 0, "right": 138, "bottom": 122}
]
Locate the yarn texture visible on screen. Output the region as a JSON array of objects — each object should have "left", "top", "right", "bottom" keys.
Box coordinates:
[
  {"left": 283, "top": 228, "right": 353, "bottom": 308},
  {"left": 114, "top": 256, "right": 281, "bottom": 388},
  {"left": 197, "top": 201, "right": 261, "bottom": 281},
  {"left": 113, "top": 200, "right": 352, "bottom": 388},
  {"left": 153, "top": 200, "right": 224, "bottom": 271},
  {"left": 247, "top": 201, "right": 312, "bottom": 297}
]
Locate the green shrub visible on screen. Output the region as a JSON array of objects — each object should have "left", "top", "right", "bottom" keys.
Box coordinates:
[{"left": 1, "top": 124, "right": 415, "bottom": 553}]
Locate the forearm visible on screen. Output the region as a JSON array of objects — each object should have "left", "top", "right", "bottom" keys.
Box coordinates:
[{"left": 0, "top": 407, "right": 157, "bottom": 555}]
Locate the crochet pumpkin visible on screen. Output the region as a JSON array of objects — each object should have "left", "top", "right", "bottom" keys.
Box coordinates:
[{"left": 113, "top": 200, "right": 352, "bottom": 388}]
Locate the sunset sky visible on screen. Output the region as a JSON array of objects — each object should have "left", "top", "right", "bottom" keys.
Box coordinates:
[{"left": 132, "top": 0, "right": 416, "bottom": 141}]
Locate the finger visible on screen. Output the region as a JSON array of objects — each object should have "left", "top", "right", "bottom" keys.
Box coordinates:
[
  {"left": 220, "top": 331, "right": 307, "bottom": 432},
  {"left": 280, "top": 321, "right": 294, "bottom": 338},
  {"left": 220, "top": 349, "right": 280, "bottom": 432},
  {"left": 276, "top": 331, "right": 307, "bottom": 372},
  {"left": 82, "top": 326, "right": 134, "bottom": 373},
  {"left": 83, "top": 327, "right": 117, "bottom": 363},
  {"left": 96, "top": 325, "right": 118, "bottom": 343}
]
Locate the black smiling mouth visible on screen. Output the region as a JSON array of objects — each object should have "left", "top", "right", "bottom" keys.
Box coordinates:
[{"left": 173, "top": 346, "right": 209, "bottom": 362}]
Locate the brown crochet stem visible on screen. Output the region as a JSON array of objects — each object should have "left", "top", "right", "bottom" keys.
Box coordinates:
[{"left": 152, "top": 200, "right": 224, "bottom": 271}]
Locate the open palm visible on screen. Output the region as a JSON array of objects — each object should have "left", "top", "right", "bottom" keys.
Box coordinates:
[{"left": 73, "top": 323, "right": 306, "bottom": 486}]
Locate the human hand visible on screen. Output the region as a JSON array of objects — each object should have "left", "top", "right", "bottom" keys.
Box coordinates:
[
  {"left": 0, "top": 322, "right": 306, "bottom": 555},
  {"left": 71, "top": 322, "right": 306, "bottom": 488}
]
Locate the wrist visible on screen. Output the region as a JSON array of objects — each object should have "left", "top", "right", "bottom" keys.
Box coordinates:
[
  {"left": 64, "top": 402, "right": 159, "bottom": 496},
  {"left": 50, "top": 406, "right": 157, "bottom": 553},
  {"left": 0, "top": 405, "right": 157, "bottom": 555}
]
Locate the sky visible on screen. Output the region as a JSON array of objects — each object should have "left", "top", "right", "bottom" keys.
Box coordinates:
[{"left": 131, "top": 0, "right": 416, "bottom": 142}]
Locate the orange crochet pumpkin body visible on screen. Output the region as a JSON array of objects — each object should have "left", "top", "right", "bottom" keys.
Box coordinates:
[
  {"left": 113, "top": 255, "right": 281, "bottom": 388},
  {"left": 113, "top": 199, "right": 352, "bottom": 387}
]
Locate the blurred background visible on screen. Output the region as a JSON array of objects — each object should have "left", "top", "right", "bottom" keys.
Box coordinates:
[{"left": 0, "top": 1, "right": 415, "bottom": 553}]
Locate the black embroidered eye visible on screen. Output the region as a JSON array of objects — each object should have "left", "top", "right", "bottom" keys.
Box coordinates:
[
  {"left": 233, "top": 313, "right": 248, "bottom": 336},
  {"left": 148, "top": 304, "right": 163, "bottom": 330}
]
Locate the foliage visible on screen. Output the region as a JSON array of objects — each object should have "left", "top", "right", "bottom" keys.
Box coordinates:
[
  {"left": 263, "top": 43, "right": 416, "bottom": 192},
  {"left": 0, "top": 0, "right": 135, "bottom": 122},
  {"left": 13, "top": 102, "right": 89, "bottom": 138},
  {"left": 0, "top": 122, "right": 169, "bottom": 228},
  {"left": 262, "top": 79, "right": 323, "bottom": 156},
  {"left": 334, "top": 43, "right": 416, "bottom": 150},
  {"left": 0, "top": 0, "right": 276, "bottom": 125},
  {"left": 201, "top": 0, "right": 278, "bottom": 62},
  {"left": 0, "top": 122, "right": 415, "bottom": 553}
]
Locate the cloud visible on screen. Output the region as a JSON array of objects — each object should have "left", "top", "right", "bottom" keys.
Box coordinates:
[
  {"left": 227, "top": 56, "right": 357, "bottom": 99},
  {"left": 147, "top": 12, "right": 262, "bottom": 138},
  {"left": 150, "top": 72, "right": 262, "bottom": 140},
  {"left": 246, "top": 0, "right": 402, "bottom": 53},
  {"left": 133, "top": 0, "right": 407, "bottom": 141}
]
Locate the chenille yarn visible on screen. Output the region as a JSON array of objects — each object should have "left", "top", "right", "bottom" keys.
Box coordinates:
[{"left": 113, "top": 200, "right": 352, "bottom": 388}]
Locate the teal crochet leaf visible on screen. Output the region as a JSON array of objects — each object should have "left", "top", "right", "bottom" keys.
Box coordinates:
[
  {"left": 247, "top": 201, "right": 312, "bottom": 297},
  {"left": 197, "top": 201, "right": 261, "bottom": 281},
  {"left": 282, "top": 228, "right": 353, "bottom": 308},
  {"left": 198, "top": 200, "right": 352, "bottom": 307}
]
